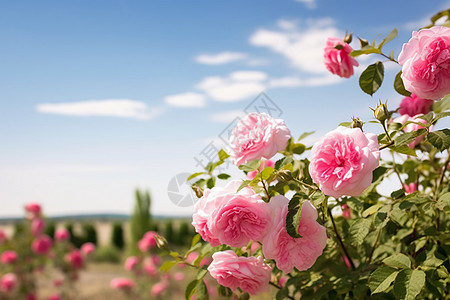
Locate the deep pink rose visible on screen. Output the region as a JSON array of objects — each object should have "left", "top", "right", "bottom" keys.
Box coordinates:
[
  {"left": 323, "top": 37, "right": 359, "bottom": 78},
  {"left": 143, "top": 257, "right": 158, "bottom": 276},
  {"left": 262, "top": 196, "right": 327, "bottom": 273},
  {"left": 32, "top": 235, "right": 52, "bottom": 255},
  {"left": 341, "top": 204, "right": 351, "bottom": 219},
  {"left": 309, "top": 126, "right": 380, "bottom": 198},
  {"left": 110, "top": 278, "right": 134, "bottom": 291},
  {"left": 48, "top": 295, "right": 61, "bottom": 300},
  {"left": 138, "top": 231, "right": 157, "bottom": 252},
  {"left": 278, "top": 276, "right": 288, "bottom": 288},
  {"left": 26, "top": 293, "right": 37, "bottom": 300},
  {"left": 25, "top": 203, "right": 41, "bottom": 215},
  {"left": 0, "top": 229, "right": 6, "bottom": 245},
  {"left": 229, "top": 112, "right": 291, "bottom": 166},
  {"left": 393, "top": 114, "right": 431, "bottom": 148},
  {"left": 80, "top": 242, "right": 95, "bottom": 256},
  {"left": 65, "top": 249, "right": 83, "bottom": 269},
  {"left": 247, "top": 159, "right": 275, "bottom": 180},
  {"left": 398, "top": 94, "right": 433, "bottom": 117},
  {"left": 0, "top": 273, "right": 17, "bottom": 292},
  {"left": 124, "top": 256, "right": 139, "bottom": 271},
  {"left": 54, "top": 229, "right": 70, "bottom": 242},
  {"left": 404, "top": 182, "right": 417, "bottom": 194},
  {"left": 193, "top": 180, "right": 271, "bottom": 247},
  {"left": 151, "top": 281, "right": 169, "bottom": 297},
  {"left": 398, "top": 26, "right": 450, "bottom": 100},
  {"left": 1, "top": 250, "right": 18, "bottom": 264},
  {"left": 31, "top": 218, "right": 45, "bottom": 237},
  {"left": 208, "top": 250, "right": 271, "bottom": 295}
]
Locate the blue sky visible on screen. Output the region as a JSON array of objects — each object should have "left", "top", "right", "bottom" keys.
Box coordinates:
[{"left": 1, "top": 0, "right": 449, "bottom": 217}]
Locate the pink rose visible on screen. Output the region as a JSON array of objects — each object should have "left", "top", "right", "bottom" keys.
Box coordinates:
[
  {"left": 404, "top": 182, "right": 417, "bottom": 194},
  {"left": 278, "top": 276, "right": 288, "bottom": 288},
  {"left": 0, "top": 273, "right": 17, "bottom": 292},
  {"left": 25, "top": 203, "right": 41, "bottom": 215},
  {"left": 124, "top": 256, "right": 139, "bottom": 271},
  {"left": 151, "top": 281, "right": 169, "bottom": 297},
  {"left": 54, "top": 229, "right": 70, "bottom": 242},
  {"left": 208, "top": 250, "right": 271, "bottom": 295},
  {"left": 261, "top": 196, "right": 327, "bottom": 273},
  {"left": 32, "top": 235, "right": 52, "bottom": 255},
  {"left": 1, "top": 250, "right": 18, "bottom": 264},
  {"left": 398, "top": 26, "right": 450, "bottom": 100},
  {"left": 393, "top": 114, "right": 431, "bottom": 148},
  {"left": 0, "top": 229, "right": 6, "bottom": 245},
  {"left": 53, "top": 278, "right": 63, "bottom": 287},
  {"left": 192, "top": 180, "right": 271, "bottom": 247},
  {"left": 110, "top": 278, "right": 134, "bottom": 291},
  {"left": 247, "top": 159, "right": 275, "bottom": 180},
  {"left": 341, "top": 204, "right": 351, "bottom": 220},
  {"left": 229, "top": 112, "right": 291, "bottom": 166},
  {"left": 398, "top": 94, "right": 433, "bottom": 117},
  {"left": 138, "top": 231, "right": 157, "bottom": 252},
  {"left": 309, "top": 126, "right": 380, "bottom": 198},
  {"left": 173, "top": 272, "right": 185, "bottom": 281},
  {"left": 143, "top": 257, "right": 158, "bottom": 277},
  {"left": 65, "top": 249, "right": 83, "bottom": 269},
  {"left": 80, "top": 242, "right": 96, "bottom": 256},
  {"left": 323, "top": 37, "right": 359, "bottom": 78},
  {"left": 27, "top": 293, "right": 37, "bottom": 300},
  {"left": 31, "top": 218, "right": 45, "bottom": 237},
  {"left": 48, "top": 295, "right": 61, "bottom": 300}
]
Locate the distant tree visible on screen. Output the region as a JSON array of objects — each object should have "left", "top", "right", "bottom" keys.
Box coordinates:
[
  {"left": 149, "top": 222, "right": 159, "bottom": 233},
  {"left": 129, "top": 189, "right": 152, "bottom": 254},
  {"left": 65, "top": 223, "right": 82, "bottom": 248},
  {"left": 13, "top": 222, "right": 25, "bottom": 238},
  {"left": 176, "top": 221, "right": 190, "bottom": 245},
  {"left": 82, "top": 223, "right": 97, "bottom": 246},
  {"left": 44, "top": 221, "right": 56, "bottom": 238},
  {"left": 165, "top": 220, "right": 174, "bottom": 244},
  {"left": 111, "top": 222, "right": 124, "bottom": 250}
]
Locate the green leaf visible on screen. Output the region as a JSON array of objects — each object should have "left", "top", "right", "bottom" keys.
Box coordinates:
[
  {"left": 378, "top": 28, "right": 398, "bottom": 49},
  {"left": 359, "top": 61, "right": 384, "bottom": 96},
  {"left": 369, "top": 266, "right": 399, "bottom": 294},
  {"left": 339, "top": 121, "right": 352, "bottom": 127},
  {"left": 395, "top": 129, "right": 427, "bottom": 147},
  {"left": 185, "top": 279, "right": 198, "bottom": 300},
  {"left": 432, "top": 94, "right": 450, "bottom": 113},
  {"left": 436, "top": 192, "right": 450, "bottom": 211},
  {"left": 350, "top": 45, "right": 381, "bottom": 57},
  {"left": 276, "top": 288, "right": 290, "bottom": 300},
  {"left": 218, "top": 149, "right": 229, "bottom": 161},
  {"left": 218, "top": 285, "right": 233, "bottom": 297},
  {"left": 274, "top": 156, "right": 293, "bottom": 170},
  {"left": 383, "top": 253, "right": 411, "bottom": 269},
  {"left": 217, "top": 173, "right": 231, "bottom": 180},
  {"left": 237, "top": 180, "right": 251, "bottom": 192},
  {"left": 394, "top": 71, "right": 411, "bottom": 97},
  {"left": 349, "top": 218, "right": 372, "bottom": 246},
  {"left": 191, "top": 234, "right": 201, "bottom": 248},
  {"left": 160, "top": 260, "right": 178, "bottom": 272},
  {"left": 286, "top": 194, "right": 307, "bottom": 238},
  {"left": 206, "top": 177, "right": 215, "bottom": 189},
  {"left": 238, "top": 160, "right": 261, "bottom": 172},
  {"left": 188, "top": 172, "right": 206, "bottom": 181},
  {"left": 390, "top": 145, "right": 417, "bottom": 156},
  {"left": 431, "top": 111, "right": 450, "bottom": 124},
  {"left": 261, "top": 166, "right": 275, "bottom": 180},
  {"left": 391, "top": 189, "right": 405, "bottom": 200},
  {"left": 393, "top": 269, "right": 426, "bottom": 300},
  {"left": 427, "top": 129, "right": 450, "bottom": 152},
  {"left": 372, "top": 166, "right": 388, "bottom": 183},
  {"left": 297, "top": 131, "right": 315, "bottom": 141},
  {"left": 362, "top": 203, "right": 383, "bottom": 217}
]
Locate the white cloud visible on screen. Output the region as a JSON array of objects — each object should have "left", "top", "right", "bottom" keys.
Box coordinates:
[
  {"left": 268, "top": 74, "right": 342, "bottom": 88},
  {"left": 164, "top": 92, "right": 206, "bottom": 107},
  {"left": 294, "top": 0, "right": 316, "bottom": 9},
  {"left": 36, "top": 99, "right": 163, "bottom": 120},
  {"left": 196, "top": 71, "right": 267, "bottom": 102},
  {"left": 249, "top": 18, "right": 341, "bottom": 74},
  {"left": 195, "top": 52, "right": 248, "bottom": 65},
  {"left": 209, "top": 110, "right": 246, "bottom": 123}
]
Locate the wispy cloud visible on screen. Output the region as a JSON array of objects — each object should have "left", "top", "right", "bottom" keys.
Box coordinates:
[
  {"left": 36, "top": 99, "right": 163, "bottom": 120},
  {"left": 268, "top": 74, "right": 342, "bottom": 88},
  {"left": 209, "top": 109, "right": 246, "bottom": 123},
  {"left": 294, "top": 0, "right": 316, "bottom": 9},
  {"left": 195, "top": 52, "right": 248, "bottom": 65},
  {"left": 249, "top": 18, "right": 341, "bottom": 74},
  {"left": 164, "top": 92, "right": 206, "bottom": 107},
  {"left": 196, "top": 71, "right": 267, "bottom": 102}
]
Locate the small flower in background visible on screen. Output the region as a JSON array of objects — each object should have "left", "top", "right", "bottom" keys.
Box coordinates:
[
  {"left": 150, "top": 280, "right": 169, "bottom": 297},
  {"left": 65, "top": 249, "right": 84, "bottom": 269},
  {"left": 110, "top": 278, "right": 135, "bottom": 292},
  {"left": 25, "top": 203, "right": 41, "bottom": 218},
  {"left": 54, "top": 229, "right": 70, "bottom": 242},
  {"left": 173, "top": 272, "right": 185, "bottom": 281},
  {"left": 31, "top": 218, "right": 45, "bottom": 237},
  {"left": 0, "top": 273, "right": 17, "bottom": 292},
  {"left": 47, "top": 294, "right": 61, "bottom": 300},
  {"left": 124, "top": 256, "right": 139, "bottom": 271},
  {"left": 80, "top": 242, "right": 96, "bottom": 256},
  {"left": 138, "top": 231, "right": 158, "bottom": 252},
  {"left": 278, "top": 276, "right": 288, "bottom": 288},
  {"left": 323, "top": 37, "right": 359, "bottom": 78},
  {"left": 32, "top": 235, "right": 52, "bottom": 255},
  {"left": 53, "top": 278, "right": 64, "bottom": 287},
  {"left": 398, "top": 94, "right": 433, "bottom": 117},
  {"left": 404, "top": 182, "right": 418, "bottom": 194},
  {"left": 398, "top": 26, "right": 450, "bottom": 100},
  {"left": 26, "top": 293, "right": 37, "bottom": 300},
  {"left": 341, "top": 204, "right": 351, "bottom": 219},
  {"left": 1, "top": 250, "right": 18, "bottom": 264},
  {"left": 143, "top": 257, "right": 158, "bottom": 277},
  {"left": 0, "top": 229, "right": 7, "bottom": 245}
]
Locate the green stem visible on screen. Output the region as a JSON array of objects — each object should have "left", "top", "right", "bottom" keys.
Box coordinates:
[
  {"left": 379, "top": 52, "right": 399, "bottom": 64},
  {"left": 391, "top": 151, "right": 405, "bottom": 187},
  {"left": 269, "top": 281, "right": 295, "bottom": 300},
  {"left": 327, "top": 208, "right": 356, "bottom": 270}
]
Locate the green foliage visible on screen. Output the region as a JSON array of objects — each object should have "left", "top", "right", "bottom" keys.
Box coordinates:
[
  {"left": 44, "top": 221, "right": 56, "bottom": 238},
  {"left": 92, "top": 245, "right": 121, "bottom": 263},
  {"left": 165, "top": 220, "right": 174, "bottom": 244},
  {"left": 82, "top": 223, "right": 97, "bottom": 245},
  {"left": 111, "top": 222, "right": 125, "bottom": 250},
  {"left": 129, "top": 189, "right": 152, "bottom": 254},
  {"left": 359, "top": 61, "right": 384, "bottom": 96}
]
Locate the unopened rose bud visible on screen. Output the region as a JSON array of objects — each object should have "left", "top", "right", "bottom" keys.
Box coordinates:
[
  {"left": 153, "top": 234, "right": 168, "bottom": 250},
  {"left": 371, "top": 101, "right": 389, "bottom": 123},
  {"left": 344, "top": 32, "right": 352, "bottom": 44},
  {"left": 350, "top": 117, "right": 363, "bottom": 130},
  {"left": 191, "top": 184, "right": 203, "bottom": 198}
]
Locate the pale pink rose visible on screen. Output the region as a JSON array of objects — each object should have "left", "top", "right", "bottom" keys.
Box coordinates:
[
  {"left": 393, "top": 114, "right": 431, "bottom": 148},
  {"left": 323, "top": 37, "right": 359, "bottom": 78},
  {"left": 247, "top": 159, "right": 275, "bottom": 180},
  {"left": 404, "top": 182, "right": 418, "bottom": 194},
  {"left": 65, "top": 249, "right": 83, "bottom": 269},
  {"left": 398, "top": 26, "right": 450, "bottom": 100},
  {"left": 138, "top": 231, "right": 157, "bottom": 252},
  {"left": 80, "top": 242, "right": 96, "bottom": 256},
  {"left": 151, "top": 281, "right": 169, "bottom": 297},
  {"left": 110, "top": 278, "right": 134, "bottom": 291},
  {"left": 261, "top": 196, "right": 327, "bottom": 273},
  {"left": 173, "top": 272, "right": 185, "bottom": 281},
  {"left": 208, "top": 250, "right": 271, "bottom": 295},
  {"left": 193, "top": 180, "right": 271, "bottom": 247},
  {"left": 48, "top": 294, "right": 61, "bottom": 300},
  {"left": 309, "top": 126, "right": 380, "bottom": 198},
  {"left": 25, "top": 203, "right": 41, "bottom": 215},
  {"left": 398, "top": 94, "right": 433, "bottom": 117},
  {"left": 124, "top": 256, "right": 139, "bottom": 271},
  {"left": 32, "top": 235, "right": 52, "bottom": 255},
  {"left": 54, "top": 229, "right": 70, "bottom": 242},
  {"left": 31, "top": 218, "right": 45, "bottom": 237},
  {"left": 1, "top": 250, "right": 18, "bottom": 264},
  {"left": 229, "top": 113, "right": 291, "bottom": 166},
  {"left": 151, "top": 255, "right": 162, "bottom": 266},
  {"left": 0, "top": 229, "right": 6, "bottom": 245},
  {"left": 0, "top": 273, "right": 17, "bottom": 292},
  {"left": 341, "top": 204, "right": 351, "bottom": 220},
  {"left": 143, "top": 257, "right": 157, "bottom": 276}
]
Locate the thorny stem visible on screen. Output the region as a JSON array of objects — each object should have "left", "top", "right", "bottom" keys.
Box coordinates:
[
  {"left": 269, "top": 282, "right": 295, "bottom": 300},
  {"left": 379, "top": 52, "right": 399, "bottom": 64},
  {"left": 327, "top": 208, "right": 356, "bottom": 271},
  {"left": 379, "top": 140, "right": 394, "bottom": 150},
  {"left": 260, "top": 173, "right": 271, "bottom": 200}
]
